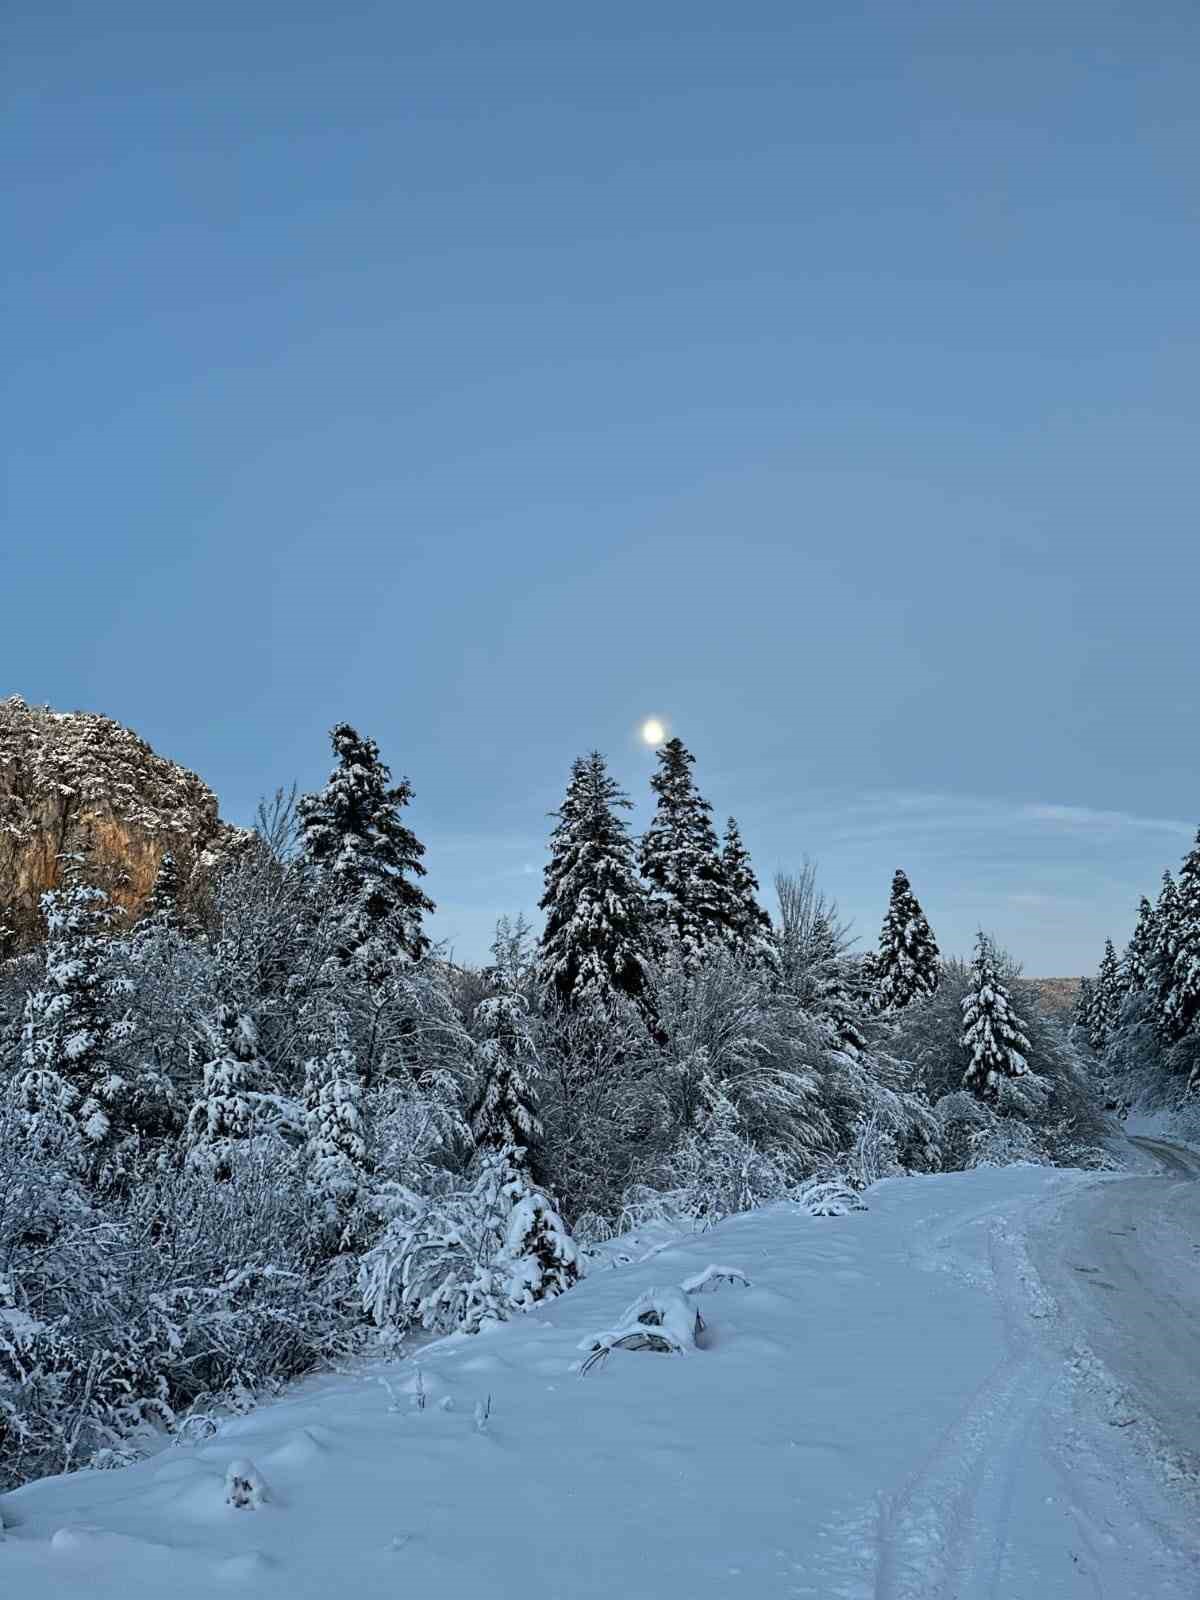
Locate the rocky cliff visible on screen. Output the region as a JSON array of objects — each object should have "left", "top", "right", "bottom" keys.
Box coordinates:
[{"left": 0, "top": 696, "right": 242, "bottom": 944}]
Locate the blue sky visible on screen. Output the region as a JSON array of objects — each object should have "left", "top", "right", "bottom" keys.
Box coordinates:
[{"left": 4, "top": 2, "right": 1197, "bottom": 973}]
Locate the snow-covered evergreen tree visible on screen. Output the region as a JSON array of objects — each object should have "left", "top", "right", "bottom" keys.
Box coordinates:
[
  {"left": 1158, "top": 828, "right": 1200, "bottom": 1044},
  {"left": 875, "top": 869, "right": 940, "bottom": 1011},
  {"left": 19, "top": 883, "right": 132, "bottom": 1164},
  {"left": 809, "top": 913, "right": 867, "bottom": 1055},
  {"left": 639, "top": 738, "right": 740, "bottom": 967},
  {"left": 145, "top": 852, "right": 182, "bottom": 926},
  {"left": 502, "top": 1187, "right": 581, "bottom": 1310},
  {"left": 1072, "top": 976, "right": 1095, "bottom": 1034},
  {"left": 468, "top": 990, "right": 542, "bottom": 1171},
  {"left": 1088, "top": 938, "right": 1123, "bottom": 1053},
  {"left": 297, "top": 723, "right": 434, "bottom": 968},
  {"left": 961, "top": 932, "right": 1032, "bottom": 1103},
  {"left": 306, "top": 1036, "right": 368, "bottom": 1246},
  {"left": 537, "top": 752, "right": 652, "bottom": 1010},
  {"left": 186, "top": 1005, "right": 262, "bottom": 1180},
  {"left": 1122, "top": 896, "right": 1156, "bottom": 995},
  {"left": 719, "top": 817, "right": 777, "bottom": 964}
]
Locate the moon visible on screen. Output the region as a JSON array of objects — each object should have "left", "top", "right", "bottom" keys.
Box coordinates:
[{"left": 641, "top": 717, "right": 666, "bottom": 746}]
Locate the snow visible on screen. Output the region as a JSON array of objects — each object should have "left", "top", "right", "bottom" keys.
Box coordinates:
[{"left": 2, "top": 1163, "right": 1197, "bottom": 1598}]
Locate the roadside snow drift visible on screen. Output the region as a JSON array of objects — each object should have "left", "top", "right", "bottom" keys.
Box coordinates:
[{"left": 2, "top": 1164, "right": 1197, "bottom": 1599}]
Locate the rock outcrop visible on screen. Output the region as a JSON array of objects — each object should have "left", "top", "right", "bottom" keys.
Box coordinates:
[{"left": 0, "top": 696, "right": 242, "bottom": 944}]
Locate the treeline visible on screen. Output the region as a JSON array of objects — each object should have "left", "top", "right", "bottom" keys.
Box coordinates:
[
  {"left": 1076, "top": 828, "right": 1200, "bottom": 1103},
  {"left": 1, "top": 726, "right": 1114, "bottom": 1489}
]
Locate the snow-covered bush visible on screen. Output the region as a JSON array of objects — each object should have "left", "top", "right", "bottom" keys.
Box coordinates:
[
  {"left": 359, "top": 1152, "right": 582, "bottom": 1337},
  {"left": 0, "top": 1104, "right": 352, "bottom": 1491}
]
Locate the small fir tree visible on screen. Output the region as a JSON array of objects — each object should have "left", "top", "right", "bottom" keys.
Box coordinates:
[
  {"left": 298, "top": 723, "right": 435, "bottom": 968},
  {"left": 639, "top": 738, "right": 740, "bottom": 966},
  {"left": 145, "top": 852, "right": 182, "bottom": 925},
  {"left": 961, "top": 932, "right": 1032, "bottom": 1103},
  {"left": 809, "top": 913, "right": 867, "bottom": 1055},
  {"left": 306, "top": 1038, "right": 368, "bottom": 1245},
  {"left": 186, "top": 1005, "right": 262, "bottom": 1180},
  {"left": 537, "top": 752, "right": 652, "bottom": 1010},
  {"left": 875, "top": 869, "right": 941, "bottom": 1010},
  {"left": 468, "top": 989, "right": 543, "bottom": 1173},
  {"left": 19, "top": 882, "right": 132, "bottom": 1162}
]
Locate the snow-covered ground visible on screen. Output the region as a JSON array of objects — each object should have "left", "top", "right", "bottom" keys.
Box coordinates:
[{"left": 2, "top": 1157, "right": 1197, "bottom": 1598}]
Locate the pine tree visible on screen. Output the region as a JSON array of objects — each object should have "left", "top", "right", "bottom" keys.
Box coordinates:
[
  {"left": 186, "top": 1005, "right": 262, "bottom": 1180},
  {"left": 1072, "top": 977, "right": 1095, "bottom": 1034},
  {"left": 468, "top": 989, "right": 543, "bottom": 1174},
  {"left": 537, "top": 752, "right": 652, "bottom": 1010},
  {"left": 961, "top": 932, "right": 1032, "bottom": 1103},
  {"left": 502, "top": 1185, "right": 582, "bottom": 1309},
  {"left": 1122, "top": 896, "right": 1156, "bottom": 994},
  {"left": 19, "top": 882, "right": 132, "bottom": 1162},
  {"left": 306, "top": 1038, "right": 368, "bottom": 1244},
  {"left": 809, "top": 913, "right": 867, "bottom": 1055},
  {"left": 719, "top": 817, "right": 776, "bottom": 963},
  {"left": 298, "top": 723, "right": 435, "bottom": 968},
  {"left": 875, "top": 869, "right": 940, "bottom": 1010},
  {"left": 1088, "top": 939, "right": 1123, "bottom": 1053},
  {"left": 1159, "top": 828, "right": 1200, "bottom": 1044},
  {"left": 639, "top": 738, "right": 740, "bottom": 966},
  {"left": 146, "top": 852, "right": 182, "bottom": 925}
]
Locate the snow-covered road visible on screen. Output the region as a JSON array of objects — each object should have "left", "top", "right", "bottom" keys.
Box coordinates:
[
  {"left": 1027, "top": 1137, "right": 1200, "bottom": 1490},
  {"left": 2, "top": 1158, "right": 1197, "bottom": 1598}
]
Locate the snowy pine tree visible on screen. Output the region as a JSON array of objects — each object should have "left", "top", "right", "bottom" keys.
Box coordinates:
[
  {"left": 145, "top": 852, "right": 182, "bottom": 925},
  {"left": 639, "top": 738, "right": 741, "bottom": 967},
  {"left": 1122, "top": 896, "right": 1156, "bottom": 994},
  {"left": 875, "top": 869, "right": 941, "bottom": 1011},
  {"left": 719, "top": 817, "right": 777, "bottom": 964},
  {"left": 1159, "top": 828, "right": 1200, "bottom": 1044},
  {"left": 1088, "top": 939, "right": 1123, "bottom": 1053},
  {"left": 306, "top": 1036, "right": 368, "bottom": 1246},
  {"left": 186, "top": 1005, "right": 262, "bottom": 1180},
  {"left": 19, "top": 882, "right": 132, "bottom": 1164},
  {"left": 468, "top": 989, "right": 543, "bottom": 1173},
  {"left": 809, "top": 913, "right": 867, "bottom": 1055},
  {"left": 298, "top": 723, "right": 434, "bottom": 969},
  {"left": 502, "top": 1185, "right": 582, "bottom": 1310},
  {"left": 961, "top": 932, "right": 1032, "bottom": 1103},
  {"left": 1072, "top": 977, "right": 1095, "bottom": 1034},
  {"left": 537, "top": 753, "right": 652, "bottom": 1010}
]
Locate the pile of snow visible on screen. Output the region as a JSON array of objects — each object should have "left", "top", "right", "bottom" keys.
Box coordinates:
[{"left": 1, "top": 1164, "right": 1196, "bottom": 1598}]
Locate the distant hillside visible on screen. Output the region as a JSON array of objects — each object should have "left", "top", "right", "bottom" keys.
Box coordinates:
[{"left": 1020, "top": 977, "right": 1082, "bottom": 1018}]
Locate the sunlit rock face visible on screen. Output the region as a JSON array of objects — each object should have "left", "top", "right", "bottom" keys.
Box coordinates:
[{"left": 0, "top": 695, "right": 243, "bottom": 945}]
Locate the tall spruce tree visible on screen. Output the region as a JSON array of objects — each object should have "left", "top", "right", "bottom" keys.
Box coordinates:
[
  {"left": 961, "top": 932, "right": 1032, "bottom": 1102},
  {"left": 537, "top": 752, "right": 652, "bottom": 1010},
  {"left": 719, "top": 817, "right": 776, "bottom": 962},
  {"left": 875, "top": 869, "right": 940, "bottom": 1010},
  {"left": 1158, "top": 828, "right": 1200, "bottom": 1044},
  {"left": 298, "top": 723, "right": 434, "bottom": 967},
  {"left": 1088, "top": 938, "right": 1124, "bottom": 1052},
  {"left": 639, "top": 737, "right": 739, "bottom": 966},
  {"left": 1122, "top": 896, "right": 1156, "bottom": 994}
]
